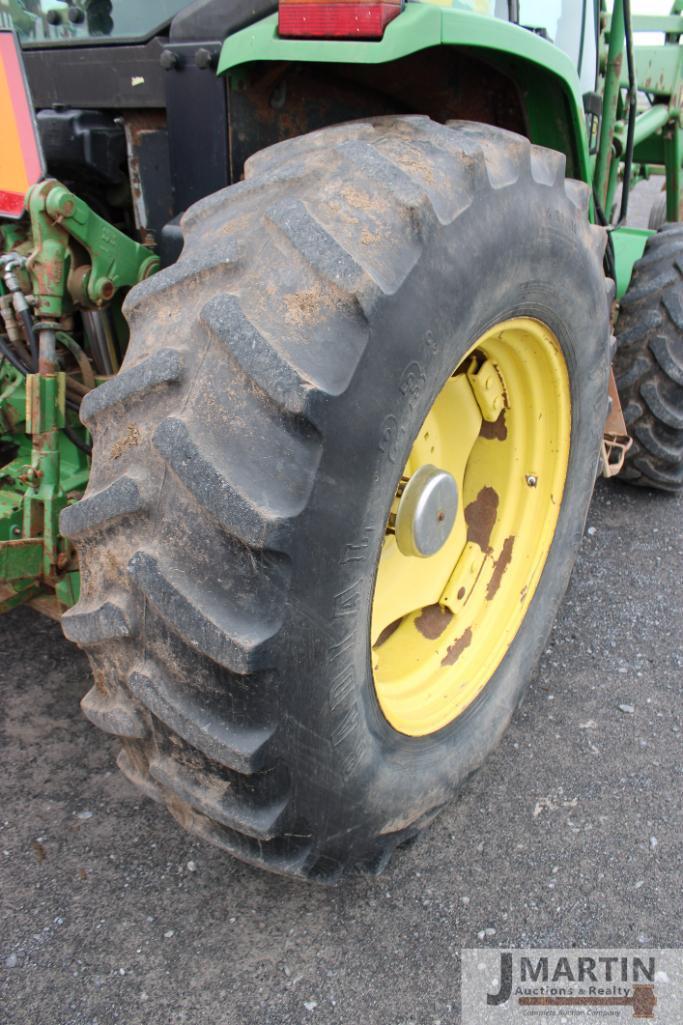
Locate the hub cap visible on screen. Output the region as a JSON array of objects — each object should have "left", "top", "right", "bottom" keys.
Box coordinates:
[{"left": 394, "top": 465, "right": 459, "bottom": 558}]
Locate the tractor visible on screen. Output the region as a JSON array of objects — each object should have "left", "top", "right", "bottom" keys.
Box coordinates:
[{"left": 0, "top": 0, "right": 681, "bottom": 882}]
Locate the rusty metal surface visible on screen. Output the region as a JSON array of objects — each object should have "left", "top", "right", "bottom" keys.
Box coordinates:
[
  {"left": 122, "top": 111, "right": 172, "bottom": 246},
  {"left": 228, "top": 48, "right": 526, "bottom": 180},
  {"left": 602, "top": 366, "right": 632, "bottom": 478},
  {"left": 605, "top": 366, "right": 629, "bottom": 438},
  {"left": 441, "top": 625, "right": 473, "bottom": 665},
  {"left": 414, "top": 603, "right": 453, "bottom": 640},
  {"left": 464, "top": 485, "right": 498, "bottom": 555}
]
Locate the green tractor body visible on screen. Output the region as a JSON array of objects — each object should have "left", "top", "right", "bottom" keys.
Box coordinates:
[{"left": 0, "top": 0, "right": 681, "bottom": 879}]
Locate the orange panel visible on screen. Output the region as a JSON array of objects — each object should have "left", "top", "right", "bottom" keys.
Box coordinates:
[{"left": 0, "top": 30, "right": 44, "bottom": 218}]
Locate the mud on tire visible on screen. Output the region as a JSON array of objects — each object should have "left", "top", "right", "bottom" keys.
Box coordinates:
[{"left": 61, "top": 117, "right": 610, "bottom": 882}]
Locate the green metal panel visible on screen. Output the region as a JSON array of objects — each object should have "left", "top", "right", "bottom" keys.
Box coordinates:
[
  {"left": 626, "top": 46, "right": 682, "bottom": 95},
  {"left": 0, "top": 483, "right": 24, "bottom": 541},
  {"left": 631, "top": 15, "right": 683, "bottom": 33},
  {"left": 632, "top": 135, "right": 666, "bottom": 167},
  {"left": 218, "top": 5, "right": 589, "bottom": 179},
  {"left": 0, "top": 538, "right": 43, "bottom": 581},
  {"left": 611, "top": 226, "right": 652, "bottom": 300}
]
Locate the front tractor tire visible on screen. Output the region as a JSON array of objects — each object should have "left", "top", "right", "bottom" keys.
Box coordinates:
[
  {"left": 614, "top": 224, "right": 683, "bottom": 491},
  {"left": 61, "top": 117, "right": 610, "bottom": 882}
]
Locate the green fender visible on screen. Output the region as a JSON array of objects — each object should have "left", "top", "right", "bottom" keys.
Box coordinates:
[
  {"left": 217, "top": 3, "right": 591, "bottom": 181},
  {"left": 611, "top": 226, "right": 653, "bottom": 301}
]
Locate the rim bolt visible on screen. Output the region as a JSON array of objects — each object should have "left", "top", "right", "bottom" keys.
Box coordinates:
[{"left": 526, "top": 474, "right": 538, "bottom": 488}]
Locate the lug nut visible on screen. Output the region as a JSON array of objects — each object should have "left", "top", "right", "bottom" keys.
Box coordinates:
[
  {"left": 195, "top": 47, "right": 217, "bottom": 70},
  {"left": 160, "top": 49, "right": 181, "bottom": 71}
]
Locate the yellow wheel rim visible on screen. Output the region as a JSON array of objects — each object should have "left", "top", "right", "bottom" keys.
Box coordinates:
[{"left": 371, "top": 317, "right": 571, "bottom": 736}]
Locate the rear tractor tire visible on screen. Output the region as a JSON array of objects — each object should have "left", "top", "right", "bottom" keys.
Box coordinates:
[
  {"left": 61, "top": 117, "right": 611, "bottom": 882},
  {"left": 647, "top": 188, "right": 683, "bottom": 232},
  {"left": 614, "top": 224, "right": 683, "bottom": 492}
]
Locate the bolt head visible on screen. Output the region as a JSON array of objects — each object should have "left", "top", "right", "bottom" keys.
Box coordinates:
[
  {"left": 195, "top": 47, "right": 216, "bottom": 70},
  {"left": 160, "top": 49, "right": 180, "bottom": 71},
  {"left": 93, "top": 278, "right": 115, "bottom": 302}
]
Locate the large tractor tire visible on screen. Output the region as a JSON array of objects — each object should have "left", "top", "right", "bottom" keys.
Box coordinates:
[
  {"left": 614, "top": 224, "right": 683, "bottom": 491},
  {"left": 647, "top": 191, "right": 668, "bottom": 231},
  {"left": 61, "top": 117, "right": 610, "bottom": 882},
  {"left": 647, "top": 188, "right": 683, "bottom": 232}
]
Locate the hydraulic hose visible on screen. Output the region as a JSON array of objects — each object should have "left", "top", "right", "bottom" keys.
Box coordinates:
[
  {"left": 19, "top": 307, "right": 39, "bottom": 371},
  {"left": 0, "top": 334, "right": 29, "bottom": 376},
  {"left": 64, "top": 424, "right": 92, "bottom": 455},
  {"left": 0, "top": 258, "right": 38, "bottom": 371},
  {"left": 56, "top": 331, "right": 96, "bottom": 391}
]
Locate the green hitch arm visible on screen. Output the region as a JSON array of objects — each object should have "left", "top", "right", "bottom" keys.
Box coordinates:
[
  {"left": 44, "top": 183, "right": 159, "bottom": 307},
  {"left": 25, "top": 181, "right": 70, "bottom": 321},
  {"left": 25, "top": 179, "right": 160, "bottom": 319}
]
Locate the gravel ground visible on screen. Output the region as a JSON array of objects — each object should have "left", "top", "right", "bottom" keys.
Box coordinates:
[
  {"left": 1, "top": 181, "right": 681, "bottom": 1025},
  {"left": 2, "top": 483, "right": 682, "bottom": 1025}
]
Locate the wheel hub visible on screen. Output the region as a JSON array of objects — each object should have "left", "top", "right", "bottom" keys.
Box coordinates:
[
  {"left": 371, "top": 317, "right": 571, "bottom": 737},
  {"left": 394, "top": 464, "right": 458, "bottom": 558}
]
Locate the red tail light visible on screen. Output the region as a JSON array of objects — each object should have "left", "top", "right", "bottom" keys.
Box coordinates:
[{"left": 278, "top": 0, "right": 402, "bottom": 39}]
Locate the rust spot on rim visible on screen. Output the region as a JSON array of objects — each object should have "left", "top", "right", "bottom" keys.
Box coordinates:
[
  {"left": 465, "top": 486, "right": 499, "bottom": 554},
  {"left": 486, "top": 535, "right": 515, "bottom": 601},
  {"left": 441, "top": 627, "right": 473, "bottom": 666},
  {"left": 479, "top": 410, "right": 507, "bottom": 441},
  {"left": 414, "top": 603, "right": 453, "bottom": 640}
]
